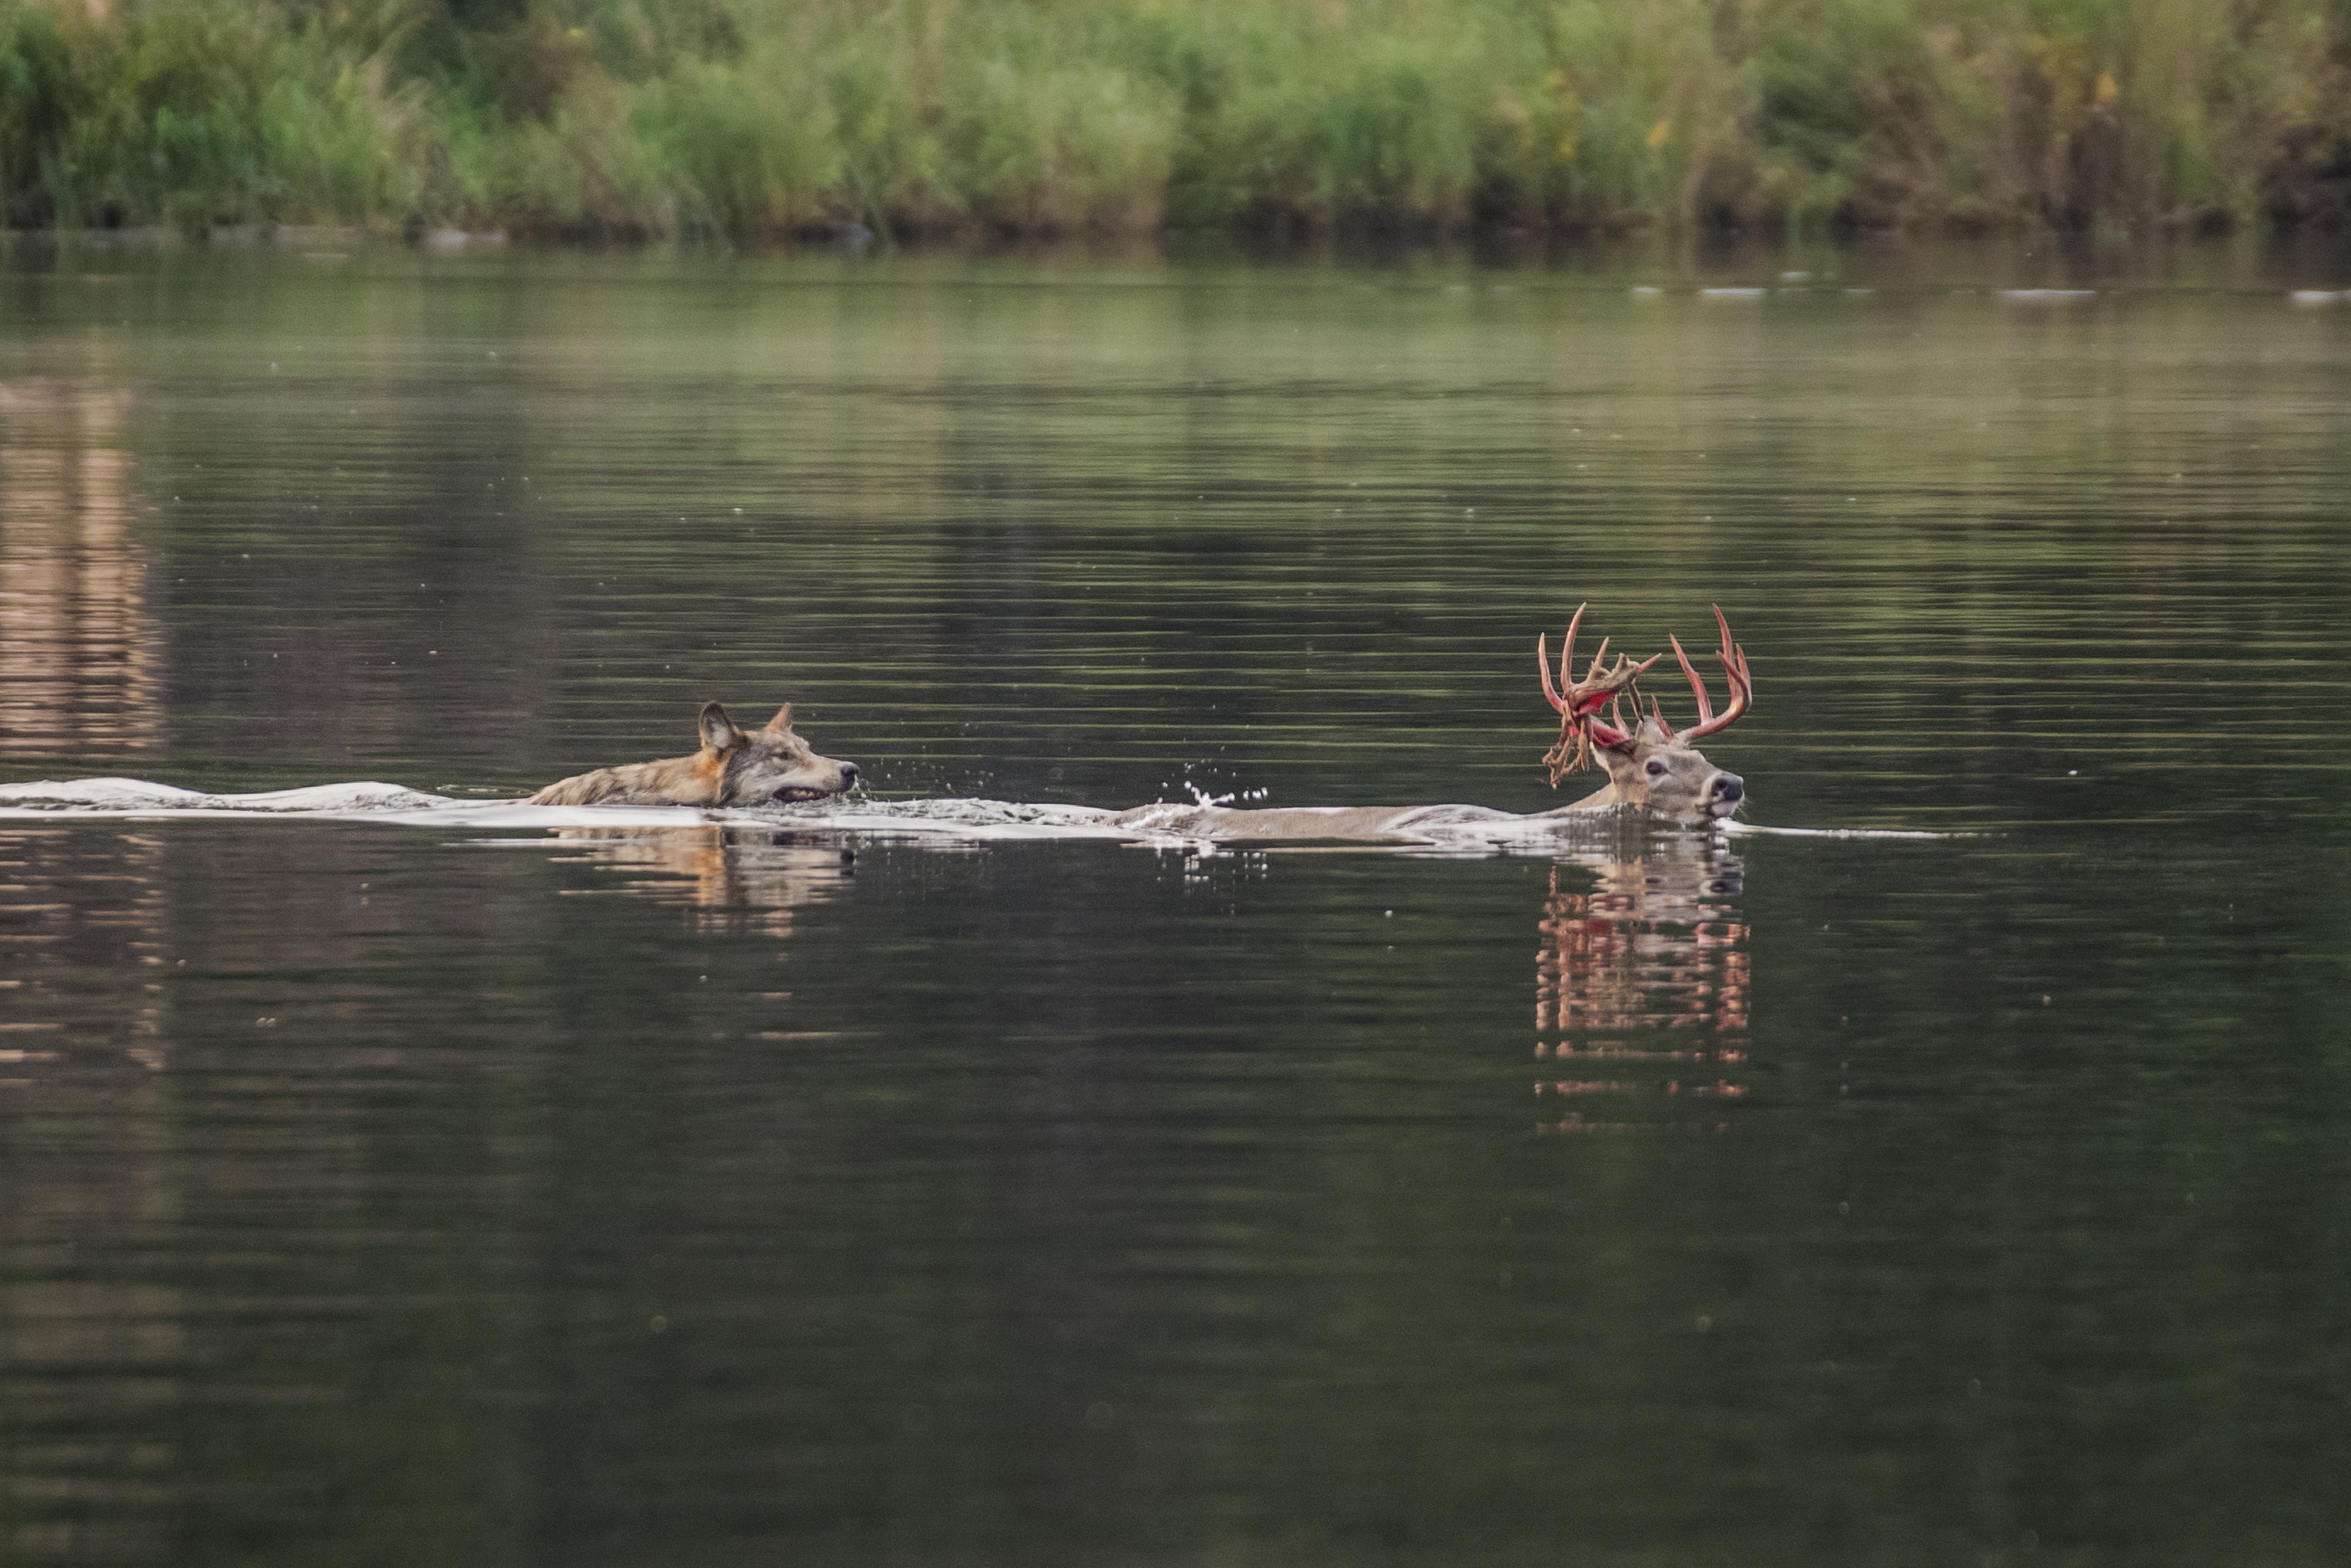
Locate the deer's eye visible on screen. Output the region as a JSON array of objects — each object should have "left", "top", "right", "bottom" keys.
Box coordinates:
[{"left": 1645, "top": 760, "right": 1668, "bottom": 778}]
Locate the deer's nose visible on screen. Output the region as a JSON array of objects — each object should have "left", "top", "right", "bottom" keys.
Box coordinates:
[{"left": 1712, "top": 773, "right": 1743, "bottom": 801}]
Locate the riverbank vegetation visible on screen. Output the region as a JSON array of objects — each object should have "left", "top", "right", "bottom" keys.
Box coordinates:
[{"left": 2, "top": 0, "right": 2347, "bottom": 240}]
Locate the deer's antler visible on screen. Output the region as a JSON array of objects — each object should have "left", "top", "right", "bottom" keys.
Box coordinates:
[
  {"left": 1538, "top": 602, "right": 1659, "bottom": 785},
  {"left": 1663, "top": 604, "right": 1753, "bottom": 743}
]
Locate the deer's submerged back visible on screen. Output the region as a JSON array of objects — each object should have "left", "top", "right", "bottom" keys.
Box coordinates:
[
  {"left": 1110, "top": 605, "right": 1752, "bottom": 843},
  {"left": 1107, "top": 726, "right": 1743, "bottom": 843}
]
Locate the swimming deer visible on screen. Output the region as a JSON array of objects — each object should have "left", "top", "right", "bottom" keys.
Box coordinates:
[
  {"left": 1537, "top": 602, "right": 1752, "bottom": 819},
  {"left": 1110, "top": 605, "right": 1752, "bottom": 841}
]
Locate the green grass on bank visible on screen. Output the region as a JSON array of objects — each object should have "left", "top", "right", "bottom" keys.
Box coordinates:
[{"left": 2, "top": 0, "right": 2347, "bottom": 239}]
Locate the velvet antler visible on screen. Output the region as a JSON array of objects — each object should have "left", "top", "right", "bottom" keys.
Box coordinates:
[
  {"left": 1537, "top": 603, "right": 1659, "bottom": 785},
  {"left": 1663, "top": 605, "right": 1753, "bottom": 743}
]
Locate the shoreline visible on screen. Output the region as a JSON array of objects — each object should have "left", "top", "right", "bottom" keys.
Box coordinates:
[{"left": 1, "top": 222, "right": 2343, "bottom": 292}]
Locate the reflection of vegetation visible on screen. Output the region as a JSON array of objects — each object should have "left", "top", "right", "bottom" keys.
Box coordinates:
[{"left": 0, "top": 0, "right": 2347, "bottom": 237}]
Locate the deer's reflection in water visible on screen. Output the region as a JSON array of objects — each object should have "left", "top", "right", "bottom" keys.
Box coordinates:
[
  {"left": 1534, "top": 839, "right": 1749, "bottom": 1134},
  {"left": 547, "top": 826, "right": 853, "bottom": 938}
]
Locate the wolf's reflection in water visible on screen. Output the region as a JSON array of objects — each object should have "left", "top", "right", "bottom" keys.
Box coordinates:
[
  {"left": 1533, "top": 838, "right": 1749, "bottom": 1134},
  {"left": 545, "top": 826, "right": 853, "bottom": 938}
]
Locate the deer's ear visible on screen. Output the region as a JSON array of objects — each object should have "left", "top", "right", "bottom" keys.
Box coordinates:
[
  {"left": 1596, "top": 727, "right": 1643, "bottom": 755},
  {"left": 762, "top": 703, "right": 794, "bottom": 733},
  {"left": 699, "top": 702, "right": 745, "bottom": 753}
]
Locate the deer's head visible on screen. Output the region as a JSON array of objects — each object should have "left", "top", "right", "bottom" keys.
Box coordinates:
[{"left": 1538, "top": 604, "right": 1753, "bottom": 823}]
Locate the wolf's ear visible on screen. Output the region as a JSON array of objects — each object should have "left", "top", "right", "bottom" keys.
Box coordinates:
[
  {"left": 699, "top": 702, "right": 745, "bottom": 753},
  {"left": 762, "top": 703, "right": 794, "bottom": 733}
]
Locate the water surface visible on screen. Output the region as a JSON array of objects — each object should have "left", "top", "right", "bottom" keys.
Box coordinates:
[{"left": 2, "top": 241, "right": 2348, "bottom": 1565}]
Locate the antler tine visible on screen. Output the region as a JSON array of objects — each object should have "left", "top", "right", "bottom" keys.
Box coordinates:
[
  {"left": 1588, "top": 706, "right": 1633, "bottom": 750},
  {"left": 1561, "top": 605, "right": 1591, "bottom": 698},
  {"left": 1672, "top": 603, "right": 1752, "bottom": 743},
  {"left": 1667, "top": 631, "right": 1715, "bottom": 730},
  {"left": 1718, "top": 603, "right": 1754, "bottom": 705},
  {"left": 1538, "top": 605, "right": 1665, "bottom": 780},
  {"left": 1589, "top": 653, "right": 1660, "bottom": 727},
  {"left": 1536, "top": 602, "right": 1589, "bottom": 716},
  {"left": 1714, "top": 604, "right": 1752, "bottom": 710}
]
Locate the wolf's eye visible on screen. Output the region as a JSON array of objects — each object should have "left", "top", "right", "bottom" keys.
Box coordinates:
[{"left": 1645, "top": 760, "right": 1668, "bottom": 778}]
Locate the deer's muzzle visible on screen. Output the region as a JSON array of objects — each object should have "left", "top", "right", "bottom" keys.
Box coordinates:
[{"left": 1706, "top": 772, "right": 1744, "bottom": 817}]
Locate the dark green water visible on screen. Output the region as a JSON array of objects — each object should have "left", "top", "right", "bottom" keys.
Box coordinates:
[{"left": 2, "top": 242, "right": 2348, "bottom": 1565}]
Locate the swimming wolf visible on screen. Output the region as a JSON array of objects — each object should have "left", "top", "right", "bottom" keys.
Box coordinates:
[{"left": 528, "top": 701, "right": 859, "bottom": 808}]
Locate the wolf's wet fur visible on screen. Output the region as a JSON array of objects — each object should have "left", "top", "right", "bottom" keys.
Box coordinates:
[{"left": 527, "top": 701, "right": 859, "bottom": 808}]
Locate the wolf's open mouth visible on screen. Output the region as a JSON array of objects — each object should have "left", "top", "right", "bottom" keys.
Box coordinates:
[{"left": 771, "top": 787, "right": 833, "bottom": 804}]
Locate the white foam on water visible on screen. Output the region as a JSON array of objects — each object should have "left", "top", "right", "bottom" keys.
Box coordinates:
[
  {"left": 1725, "top": 820, "right": 1953, "bottom": 841},
  {"left": 0, "top": 778, "right": 1956, "bottom": 844},
  {"left": 0, "top": 778, "right": 1152, "bottom": 840},
  {"left": 0, "top": 777, "right": 458, "bottom": 815},
  {"left": 779, "top": 796, "right": 1144, "bottom": 841}
]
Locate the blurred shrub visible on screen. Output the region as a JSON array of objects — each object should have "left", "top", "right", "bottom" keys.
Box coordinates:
[{"left": 0, "top": 0, "right": 2342, "bottom": 237}]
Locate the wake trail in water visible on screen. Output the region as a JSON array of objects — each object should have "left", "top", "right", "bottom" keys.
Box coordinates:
[
  {"left": 0, "top": 777, "right": 1144, "bottom": 840},
  {"left": 0, "top": 778, "right": 1952, "bottom": 844}
]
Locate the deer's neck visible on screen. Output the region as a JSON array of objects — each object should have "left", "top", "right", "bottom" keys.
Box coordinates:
[{"left": 1533, "top": 778, "right": 1628, "bottom": 816}]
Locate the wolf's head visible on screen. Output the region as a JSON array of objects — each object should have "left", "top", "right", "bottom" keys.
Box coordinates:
[{"left": 698, "top": 702, "right": 859, "bottom": 806}]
